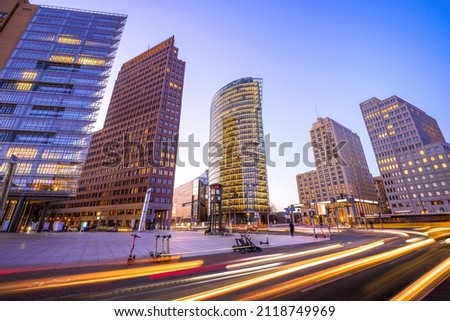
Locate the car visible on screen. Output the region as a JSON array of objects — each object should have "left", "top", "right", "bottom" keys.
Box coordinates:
[{"left": 67, "top": 226, "right": 79, "bottom": 232}]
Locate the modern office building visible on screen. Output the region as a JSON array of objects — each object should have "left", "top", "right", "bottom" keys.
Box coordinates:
[
  {"left": 296, "top": 117, "right": 379, "bottom": 224},
  {"left": 0, "top": 0, "right": 126, "bottom": 232},
  {"left": 360, "top": 95, "right": 450, "bottom": 213},
  {"left": 208, "top": 77, "right": 270, "bottom": 225},
  {"left": 51, "top": 37, "right": 185, "bottom": 230},
  {"left": 172, "top": 170, "right": 209, "bottom": 225}
]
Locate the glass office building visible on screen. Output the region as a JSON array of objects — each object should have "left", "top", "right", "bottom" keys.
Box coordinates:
[
  {"left": 0, "top": 0, "right": 126, "bottom": 231},
  {"left": 209, "top": 77, "right": 269, "bottom": 225}
]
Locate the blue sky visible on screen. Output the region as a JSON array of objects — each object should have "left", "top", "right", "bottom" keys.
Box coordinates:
[{"left": 38, "top": 0, "right": 450, "bottom": 210}]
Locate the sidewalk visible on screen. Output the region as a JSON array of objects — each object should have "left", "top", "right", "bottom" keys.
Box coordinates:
[{"left": 0, "top": 229, "right": 327, "bottom": 270}]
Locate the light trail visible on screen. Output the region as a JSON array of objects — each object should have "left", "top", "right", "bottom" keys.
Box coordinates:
[
  {"left": 226, "top": 244, "right": 343, "bottom": 270},
  {"left": 175, "top": 240, "right": 385, "bottom": 301},
  {"left": 0, "top": 260, "right": 204, "bottom": 295},
  {"left": 239, "top": 238, "right": 435, "bottom": 300},
  {"left": 391, "top": 257, "right": 450, "bottom": 301}
]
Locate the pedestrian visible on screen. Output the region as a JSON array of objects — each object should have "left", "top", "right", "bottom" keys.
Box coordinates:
[{"left": 289, "top": 221, "right": 294, "bottom": 236}]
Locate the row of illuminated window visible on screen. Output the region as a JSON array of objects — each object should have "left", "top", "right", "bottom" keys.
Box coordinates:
[
  {"left": 2, "top": 70, "right": 104, "bottom": 87},
  {"left": 390, "top": 190, "right": 450, "bottom": 201},
  {"left": 6, "top": 177, "right": 76, "bottom": 192},
  {"left": 80, "top": 167, "right": 174, "bottom": 184},
  {"left": 387, "top": 180, "right": 448, "bottom": 192},
  {"left": 4, "top": 148, "right": 84, "bottom": 161},
  {"left": 5, "top": 60, "right": 106, "bottom": 76},
  {"left": 0, "top": 80, "right": 75, "bottom": 94},
  {"left": 0, "top": 162, "right": 76, "bottom": 175},
  {"left": 403, "top": 163, "right": 448, "bottom": 174},
  {"left": 211, "top": 105, "right": 261, "bottom": 123},
  {"left": 380, "top": 164, "right": 400, "bottom": 172},
  {"left": 403, "top": 154, "right": 449, "bottom": 166}
]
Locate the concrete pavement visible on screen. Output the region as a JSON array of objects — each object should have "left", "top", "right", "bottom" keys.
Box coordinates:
[{"left": 0, "top": 228, "right": 327, "bottom": 270}]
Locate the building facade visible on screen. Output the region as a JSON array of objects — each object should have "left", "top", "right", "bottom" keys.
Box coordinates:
[
  {"left": 208, "top": 77, "right": 269, "bottom": 225},
  {"left": 51, "top": 37, "right": 185, "bottom": 230},
  {"left": 360, "top": 96, "right": 450, "bottom": 213},
  {"left": 374, "top": 176, "right": 390, "bottom": 214},
  {"left": 296, "top": 117, "right": 379, "bottom": 224},
  {"left": 172, "top": 170, "right": 208, "bottom": 225},
  {"left": 0, "top": 0, "right": 126, "bottom": 232}
]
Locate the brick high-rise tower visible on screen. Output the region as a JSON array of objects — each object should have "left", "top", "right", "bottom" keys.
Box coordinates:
[{"left": 53, "top": 37, "right": 185, "bottom": 230}]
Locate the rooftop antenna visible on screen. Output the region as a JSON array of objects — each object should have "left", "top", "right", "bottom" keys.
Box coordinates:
[{"left": 315, "top": 106, "right": 320, "bottom": 119}]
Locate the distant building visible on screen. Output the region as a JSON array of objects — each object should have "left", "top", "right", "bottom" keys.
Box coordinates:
[
  {"left": 51, "top": 37, "right": 185, "bottom": 230},
  {"left": 0, "top": 0, "right": 126, "bottom": 232},
  {"left": 208, "top": 77, "right": 270, "bottom": 225},
  {"left": 360, "top": 95, "right": 450, "bottom": 213},
  {"left": 296, "top": 117, "right": 379, "bottom": 224},
  {"left": 172, "top": 171, "right": 208, "bottom": 225}
]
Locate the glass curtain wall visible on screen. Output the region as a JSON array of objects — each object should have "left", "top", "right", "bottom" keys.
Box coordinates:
[
  {"left": 209, "top": 77, "right": 269, "bottom": 224},
  {"left": 0, "top": 6, "right": 126, "bottom": 197}
]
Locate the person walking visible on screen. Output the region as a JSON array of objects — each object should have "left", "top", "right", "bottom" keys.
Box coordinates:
[{"left": 289, "top": 221, "right": 294, "bottom": 236}]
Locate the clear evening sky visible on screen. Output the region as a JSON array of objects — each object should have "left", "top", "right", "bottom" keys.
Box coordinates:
[{"left": 37, "top": 0, "right": 450, "bottom": 210}]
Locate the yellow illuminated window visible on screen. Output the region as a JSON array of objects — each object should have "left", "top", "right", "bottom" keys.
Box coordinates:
[
  {"left": 404, "top": 170, "right": 409, "bottom": 175},
  {"left": 438, "top": 154, "right": 444, "bottom": 160},
  {"left": 408, "top": 161, "right": 413, "bottom": 166},
  {"left": 434, "top": 164, "right": 439, "bottom": 169},
  {"left": 430, "top": 156, "right": 436, "bottom": 161},
  {"left": 443, "top": 163, "right": 448, "bottom": 168},
  {"left": 419, "top": 150, "right": 425, "bottom": 155},
  {"left": 21, "top": 71, "right": 37, "bottom": 80},
  {"left": 16, "top": 163, "right": 32, "bottom": 174},
  {"left": 418, "top": 167, "right": 423, "bottom": 172},
  {"left": 77, "top": 56, "right": 105, "bottom": 66},
  {"left": 37, "top": 164, "right": 56, "bottom": 174},
  {"left": 6, "top": 147, "right": 38, "bottom": 159},
  {"left": 422, "top": 157, "right": 428, "bottom": 163},
  {"left": 16, "top": 82, "right": 32, "bottom": 91},
  {"left": 58, "top": 35, "right": 81, "bottom": 45},
  {"left": 49, "top": 55, "right": 75, "bottom": 63}
]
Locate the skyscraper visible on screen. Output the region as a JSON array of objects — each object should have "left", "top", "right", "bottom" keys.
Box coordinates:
[
  {"left": 208, "top": 77, "right": 269, "bottom": 226},
  {"left": 360, "top": 95, "right": 450, "bottom": 213},
  {"left": 52, "top": 37, "right": 185, "bottom": 231},
  {"left": 0, "top": 0, "right": 126, "bottom": 232},
  {"left": 296, "top": 117, "right": 379, "bottom": 224}
]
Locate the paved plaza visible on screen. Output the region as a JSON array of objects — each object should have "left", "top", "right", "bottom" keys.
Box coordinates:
[{"left": 0, "top": 228, "right": 327, "bottom": 271}]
